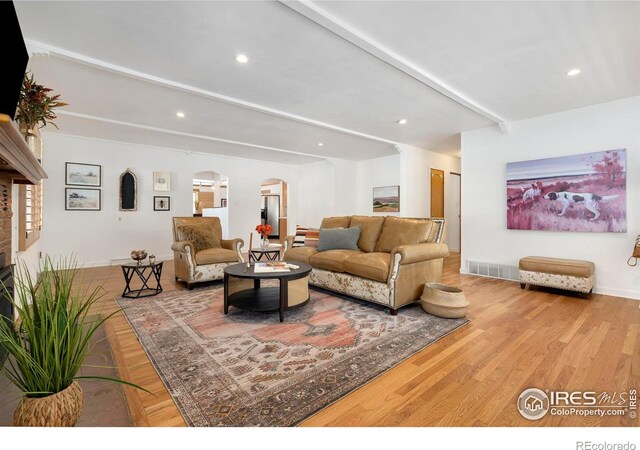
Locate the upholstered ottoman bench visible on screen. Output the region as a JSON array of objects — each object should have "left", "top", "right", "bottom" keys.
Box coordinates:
[{"left": 519, "top": 256, "right": 595, "bottom": 298}]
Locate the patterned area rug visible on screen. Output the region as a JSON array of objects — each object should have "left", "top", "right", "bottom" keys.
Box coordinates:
[{"left": 117, "top": 284, "right": 468, "bottom": 426}]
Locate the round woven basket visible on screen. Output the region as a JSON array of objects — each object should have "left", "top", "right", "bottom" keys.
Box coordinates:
[
  {"left": 420, "top": 282, "right": 469, "bottom": 319},
  {"left": 14, "top": 381, "right": 84, "bottom": 427}
]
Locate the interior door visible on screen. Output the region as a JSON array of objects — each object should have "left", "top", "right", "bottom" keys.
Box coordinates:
[
  {"left": 450, "top": 173, "right": 461, "bottom": 252},
  {"left": 430, "top": 168, "right": 445, "bottom": 218}
]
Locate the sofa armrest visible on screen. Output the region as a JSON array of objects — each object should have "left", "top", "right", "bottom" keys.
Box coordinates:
[
  {"left": 283, "top": 235, "right": 295, "bottom": 252},
  {"left": 171, "top": 240, "right": 194, "bottom": 254},
  {"left": 221, "top": 238, "right": 245, "bottom": 262},
  {"left": 391, "top": 242, "right": 449, "bottom": 265}
]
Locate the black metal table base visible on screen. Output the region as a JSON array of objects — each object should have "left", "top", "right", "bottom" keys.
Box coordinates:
[
  {"left": 249, "top": 249, "right": 281, "bottom": 262},
  {"left": 121, "top": 262, "right": 163, "bottom": 299}
]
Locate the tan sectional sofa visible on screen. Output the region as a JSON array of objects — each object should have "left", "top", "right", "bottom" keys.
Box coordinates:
[{"left": 284, "top": 216, "right": 449, "bottom": 314}]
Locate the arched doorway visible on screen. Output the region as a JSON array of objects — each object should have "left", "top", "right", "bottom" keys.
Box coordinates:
[{"left": 260, "top": 178, "right": 288, "bottom": 243}]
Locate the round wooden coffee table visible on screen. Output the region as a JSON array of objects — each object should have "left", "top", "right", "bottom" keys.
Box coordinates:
[{"left": 223, "top": 262, "right": 312, "bottom": 322}]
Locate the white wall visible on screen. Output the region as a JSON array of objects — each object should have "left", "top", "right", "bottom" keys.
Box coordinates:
[
  {"left": 356, "top": 154, "right": 401, "bottom": 216},
  {"left": 461, "top": 96, "right": 640, "bottom": 299},
  {"left": 30, "top": 133, "right": 300, "bottom": 266}
]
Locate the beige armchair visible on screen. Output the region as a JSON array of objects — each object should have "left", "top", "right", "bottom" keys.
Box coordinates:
[{"left": 171, "top": 217, "right": 244, "bottom": 289}]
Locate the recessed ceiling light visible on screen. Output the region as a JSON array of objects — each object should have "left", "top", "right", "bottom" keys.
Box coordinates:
[
  {"left": 235, "top": 54, "right": 249, "bottom": 63},
  {"left": 318, "top": 142, "right": 324, "bottom": 146},
  {"left": 566, "top": 68, "right": 581, "bottom": 77},
  {"left": 397, "top": 118, "right": 408, "bottom": 125},
  {"left": 176, "top": 112, "right": 185, "bottom": 118}
]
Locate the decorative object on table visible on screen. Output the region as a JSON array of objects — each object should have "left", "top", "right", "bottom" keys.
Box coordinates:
[
  {"left": 121, "top": 261, "right": 164, "bottom": 299},
  {"left": 255, "top": 224, "right": 272, "bottom": 249},
  {"left": 373, "top": 185, "right": 400, "bottom": 212},
  {"left": 420, "top": 282, "right": 469, "bottom": 319},
  {"left": 153, "top": 171, "right": 171, "bottom": 192},
  {"left": 148, "top": 254, "right": 156, "bottom": 265},
  {"left": 247, "top": 232, "right": 253, "bottom": 268},
  {"left": 0, "top": 257, "right": 146, "bottom": 427},
  {"left": 119, "top": 168, "right": 137, "bottom": 211},
  {"left": 65, "top": 187, "right": 101, "bottom": 211},
  {"left": 507, "top": 149, "right": 626, "bottom": 233},
  {"left": 130, "top": 249, "right": 147, "bottom": 265},
  {"left": 519, "top": 256, "right": 595, "bottom": 298},
  {"left": 65, "top": 162, "right": 101, "bottom": 187},
  {"left": 153, "top": 196, "right": 170, "bottom": 211},
  {"left": 117, "top": 286, "right": 468, "bottom": 426}
]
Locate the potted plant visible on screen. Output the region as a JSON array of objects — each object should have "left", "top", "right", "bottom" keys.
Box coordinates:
[
  {"left": 0, "top": 257, "right": 146, "bottom": 426},
  {"left": 15, "top": 71, "right": 67, "bottom": 155}
]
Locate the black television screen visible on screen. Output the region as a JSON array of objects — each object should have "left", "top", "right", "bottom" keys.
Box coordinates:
[{"left": 1, "top": 2, "right": 29, "bottom": 120}]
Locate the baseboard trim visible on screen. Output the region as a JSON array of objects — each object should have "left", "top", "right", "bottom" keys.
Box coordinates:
[{"left": 459, "top": 267, "right": 640, "bottom": 301}]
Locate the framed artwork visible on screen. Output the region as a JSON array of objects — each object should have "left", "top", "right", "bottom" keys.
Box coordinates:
[
  {"left": 65, "top": 162, "right": 101, "bottom": 187},
  {"left": 65, "top": 188, "right": 101, "bottom": 211},
  {"left": 221, "top": 198, "right": 227, "bottom": 207},
  {"left": 507, "top": 149, "right": 626, "bottom": 233},
  {"left": 154, "top": 196, "right": 170, "bottom": 211},
  {"left": 373, "top": 185, "right": 400, "bottom": 212},
  {"left": 153, "top": 171, "right": 171, "bottom": 191},
  {"left": 119, "top": 169, "right": 137, "bottom": 211}
]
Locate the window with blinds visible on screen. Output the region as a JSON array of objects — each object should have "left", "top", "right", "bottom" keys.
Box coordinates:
[{"left": 19, "top": 182, "right": 42, "bottom": 251}]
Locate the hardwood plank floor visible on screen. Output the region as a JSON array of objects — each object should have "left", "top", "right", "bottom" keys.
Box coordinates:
[{"left": 82, "top": 253, "right": 640, "bottom": 427}]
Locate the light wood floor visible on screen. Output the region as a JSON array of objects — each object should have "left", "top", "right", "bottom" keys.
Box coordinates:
[{"left": 85, "top": 254, "right": 640, "bottom": 427}]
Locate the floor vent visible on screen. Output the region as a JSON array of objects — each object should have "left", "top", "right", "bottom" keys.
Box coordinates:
[{"left": 467, "top": 260, "right": 520, "bottom": 281}]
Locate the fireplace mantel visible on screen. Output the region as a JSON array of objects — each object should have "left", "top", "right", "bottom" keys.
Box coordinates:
[{"left": 0, "top": 113, "right": 47, "bottom": 184}]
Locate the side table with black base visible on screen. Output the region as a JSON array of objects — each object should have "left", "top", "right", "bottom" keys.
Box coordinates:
[
  {"left": 248, "top": 247, "right": 282, "bottom": 262},
  {"left": 223, "top": 262, "right": 312, "bottom": 322},
  {"left": 121, "top": 261, "right": 163, "bottom": 298}
]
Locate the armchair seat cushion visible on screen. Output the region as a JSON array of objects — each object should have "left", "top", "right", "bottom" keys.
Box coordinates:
[
  {"left": 195, "top": 248, "right": 239, "bottom": 265},
  {"left": 285, "top": 246, "right": 318, "bottom": 264},
  {"left": 309, "top": 249, "right": 363, "bottom": 273},
  {"left": 343, "top": 252, "right": 391, "bottom": 282}
]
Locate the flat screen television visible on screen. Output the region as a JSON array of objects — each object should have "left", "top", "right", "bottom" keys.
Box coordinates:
[{"left": 1, "top": 1, "right": 29, "bottom": 120}]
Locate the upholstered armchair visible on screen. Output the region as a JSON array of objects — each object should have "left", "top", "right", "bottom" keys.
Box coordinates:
[{"left": 171, "top": 217, "right": 244, "bottom": 289}]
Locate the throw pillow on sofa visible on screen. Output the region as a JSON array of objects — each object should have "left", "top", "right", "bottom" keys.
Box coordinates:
[
  {"left": 304, "top": 228, "right": 320, "bottom": 248},
  {"left": 176, "top": 223, "right": 221, "bottom": 253},
  {"left": 317, "top": 226, "right": 361, "bottom": 252},
  {"left": 292, "top": 226, "right": 308, "bottom": 247}
]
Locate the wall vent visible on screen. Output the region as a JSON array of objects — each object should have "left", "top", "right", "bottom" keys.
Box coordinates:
[{"left": 467, "top": 260, "right": 520, "bottom": 282}]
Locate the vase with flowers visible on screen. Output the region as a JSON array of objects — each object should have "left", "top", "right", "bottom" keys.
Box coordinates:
[
  {"left": 255, "top": 224, "right": 272, "bottom": 249},
  {"left": 15, "top": 71, "right": 68, "bottom": 156}
]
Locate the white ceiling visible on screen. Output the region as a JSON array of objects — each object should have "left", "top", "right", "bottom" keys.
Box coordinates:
[{"left": 14, "top": 1, "right": 640, "bottom": 163}]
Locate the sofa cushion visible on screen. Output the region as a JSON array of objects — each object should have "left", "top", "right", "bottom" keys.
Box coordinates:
[
  {"left": 195, "top": 248, "right": 238, "bottom": 265},
  {"left": 349, "top": 216, "right": 385, "bottom": 253},
  {"left": 343, "top": 252, "right": 391, "bottom": 283},
  {"left": 304, "top": 228, "right": 320, "bottom": 248},
  {"left": 309, "top": 249, "right": 363, "bottom": 273},
  {"left": 177, "top": 223, "right": 221, "bottom": 252},
  {"left": 320, "top": 216, "right": 351, "bottom": 229},
  {"left": 519, "top": 256, "right": 595, "bottom": 278},
  {"left": 285, "top": 246, "right": 318, "bottom": 265},
  {"left": 318, "top": 227, "right": 361, "bottom": 252},
  {"left": 375, "top": 217, "right": 432, "bottom": 253}
]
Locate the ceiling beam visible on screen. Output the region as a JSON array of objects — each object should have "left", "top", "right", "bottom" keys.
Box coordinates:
[
  {"left": 26, "top": 39, "right": 399, "bottom": 147},
  {"left": 57, "top": 110, "right": 324, "bottom": 162},
  {"left": 280, "top": 0, "right": 507, "bottom": 124}
]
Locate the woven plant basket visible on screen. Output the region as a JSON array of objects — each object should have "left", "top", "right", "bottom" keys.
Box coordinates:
[
  {"left": 14, "top": 381, "right": 84, "bottom": 427},
  {"left": 421, "top": 282, "right": 469, "bottom": 319}
]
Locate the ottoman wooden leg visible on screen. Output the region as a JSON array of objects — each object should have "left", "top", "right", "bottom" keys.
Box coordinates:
[{"left": 520, "top": 283, "right": 527, "bottom": 289}]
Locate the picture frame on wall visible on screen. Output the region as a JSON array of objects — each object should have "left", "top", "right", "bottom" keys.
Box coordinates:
[
  {"left": 221, "top": 198, "right": 227, "bottom": 207},
  {"left": 65, "top": 188, "right": 101, "bottom": 211},
  {"left": 373, "top": 185, "right": 400, "bottom": 212},
  {"left": 154, "top": 196, "right": 170, "bottom": 211},
  {"left": 65, "top": 162, "right": 101, "bottom": 187},
  {"left": 153, "top": 171, "right": 171, "bottom": 191}
]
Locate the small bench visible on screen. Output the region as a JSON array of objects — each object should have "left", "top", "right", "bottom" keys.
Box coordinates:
[{"left": 519, "top": 256, "right": 595, "bottom": 298}]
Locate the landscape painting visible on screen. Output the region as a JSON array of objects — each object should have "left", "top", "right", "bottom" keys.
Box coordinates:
[
  {"left": 373, "top": 185, "right": 400, "bottom": 212},
  {"left": 66, "top": 162, "right": 101, "bottom": 186},
  {"left": 507, "top": 149, "right": 626, "bottom": 233},
  {"left": 65, "top": 188, "right": 101, "bottom": 211}
]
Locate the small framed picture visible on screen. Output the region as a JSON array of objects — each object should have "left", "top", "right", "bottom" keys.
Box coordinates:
[
  {"left": 65, "top": 188, "right": 101, "bottom": 211},
  {"left": 153, "top": 171, "right": 171, "bottom": 191},
  {"left": 154, "top": 196, "right": 170, "bottom": 211},
  {"left": 373, "top": 185, "right": 400, "bottom": 213},
  {"left": 66, "top": 163, "right": 101, "bottom": 187},
  {"left": 221, "top": 198, "right": 228, "bottom": 207}
]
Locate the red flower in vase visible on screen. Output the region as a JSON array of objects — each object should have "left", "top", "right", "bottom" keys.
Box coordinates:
[{"left": 255, "top": 224, "right": 272, "bottom": 238}]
